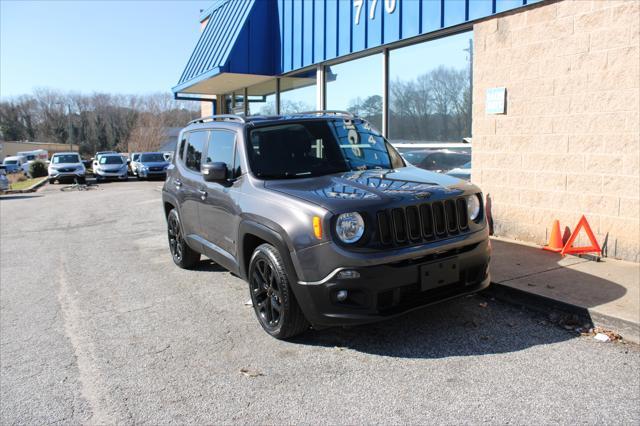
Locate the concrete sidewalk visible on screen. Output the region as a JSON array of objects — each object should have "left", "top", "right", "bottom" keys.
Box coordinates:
[{"left": 487, "top": 237, "right": 640, "bottom": 344}]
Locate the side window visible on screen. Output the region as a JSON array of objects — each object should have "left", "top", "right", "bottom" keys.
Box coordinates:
[
  {"left": 205, "top": 130, "right": 236, "bottom": 178},
  {"left": 185, "top": 131, "right": 208, "bottom": 172},
  {"left": 177, "top": 136, "right": 186, "bottom": 161}
]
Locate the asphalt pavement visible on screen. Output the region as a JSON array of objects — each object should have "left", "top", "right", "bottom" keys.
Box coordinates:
[{"left": 1, "top": 180, "right": 639, "bottom": 424}]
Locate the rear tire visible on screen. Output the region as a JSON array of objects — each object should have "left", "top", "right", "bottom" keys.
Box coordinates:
[
  {"left": 248, "top": 243, "right": 309, "bottom": 339},
  {"left": 166, "top": 209, "right": 200, "bottom": 269}
]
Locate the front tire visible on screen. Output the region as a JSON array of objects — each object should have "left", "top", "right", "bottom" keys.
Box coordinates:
[
  {"left": 166, "top": 209, "right": 200, "bottom": 269},
  {"left": 249, "top": 243, "right": 309, "bottom": 339}
]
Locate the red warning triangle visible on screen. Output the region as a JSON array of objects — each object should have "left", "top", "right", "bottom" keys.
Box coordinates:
[{"left": 561, "top": 215, "right": 601, "bottom": 256}]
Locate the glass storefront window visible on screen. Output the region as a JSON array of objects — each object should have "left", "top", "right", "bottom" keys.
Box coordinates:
[
  {"left": 325, "top": 53, "right": 382, "bottom": 133},
  {"left": 247, "top": 80, "right": 277, "bottom": 116},
  {"left": 389, "top": 31, "right": 473, "bottom": 144},
  {"left": 280, "top": 69, "right": 316, "bottom": 113}
]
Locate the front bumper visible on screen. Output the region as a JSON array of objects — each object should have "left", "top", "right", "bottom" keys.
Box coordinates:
[
  {"left": 291, "top": 235, "right": 491, "bottom": 327},
  {"left": 95, "top": 169, "right": 128, "bottom": 180},
  {"left": 49, "top": 170, "right": 85, "bottom": 180},
  {"left": 138, "top": 169, "right": 167, "bottom": 178}
]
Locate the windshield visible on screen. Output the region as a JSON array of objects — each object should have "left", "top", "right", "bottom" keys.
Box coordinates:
[
  {"left": 140, "top": 153, "right": 165, "bottom": 162},
  {"left": 247, "top": 120, "right": 404, "bottom": 179},
  {"left": 132, "top": 153, "right": 140, "bottom": 161},
  {"left": 99, "top": 156, "right": 123, "bottom": 165},
  {"left": 3, "top": 160, "right": 18, "bottom": 165},
  {"left": 53, "top": 154, "right": 80, "bottom": 164}
]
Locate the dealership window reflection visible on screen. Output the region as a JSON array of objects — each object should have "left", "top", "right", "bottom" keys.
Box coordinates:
[
  {"left": 325, "top": 54, "right": 382, "bottom": 132},
  {"left": 247, "top": 80, "right": 277, "bottom": 116},
  {"left": 280, "top": 69, "right": 316, "bottom": 113},
  {"left": 389, "top": 32, "right": 473, "bottom": 143}
]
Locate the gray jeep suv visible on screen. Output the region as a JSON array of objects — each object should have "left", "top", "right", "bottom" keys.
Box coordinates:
[{"left": 162, "top": 112, "right": 490, "bottom": 339}]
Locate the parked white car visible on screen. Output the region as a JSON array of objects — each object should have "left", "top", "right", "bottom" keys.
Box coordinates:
[
  {"left": 129, "top": 152, "right": 141, "bottom": 175},
  {"left": 2, "top": 156, "right": 28, "bottom": 174},
  {"left": 48, "top": 152, "right": 86, "bottom": 183}
]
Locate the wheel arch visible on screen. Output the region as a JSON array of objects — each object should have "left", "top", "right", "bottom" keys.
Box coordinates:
[{"left": 238, "top": 220, "right": 297, "bottom": 283}]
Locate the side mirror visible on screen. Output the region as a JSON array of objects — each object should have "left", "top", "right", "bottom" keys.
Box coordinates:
[{"left": 202, "top": 162, "right": 227, "bottom": 182}]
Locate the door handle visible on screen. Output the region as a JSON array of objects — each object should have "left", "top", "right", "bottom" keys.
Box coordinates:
[
  {"left": 174, "top": 179, "right": 182, "bottom": 189},
  {"left": 198, "top": 189, "right": 208, "bottom": 200}
]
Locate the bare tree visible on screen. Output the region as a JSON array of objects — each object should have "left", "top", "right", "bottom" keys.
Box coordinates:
[{"left": 0, "top": 89, "right": 198, "bottom": 156}]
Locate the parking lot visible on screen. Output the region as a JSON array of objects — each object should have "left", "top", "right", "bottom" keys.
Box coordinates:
[{"left": 1, "top": 180, "right": 639, "bottom": 424}]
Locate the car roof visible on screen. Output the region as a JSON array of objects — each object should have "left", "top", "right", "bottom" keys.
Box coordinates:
[
  {"left": 53, "top": 152, "right": 79, "bottom": 156},
  {"left": 100, "top": 153, "right": 123, "bottom": 157}
]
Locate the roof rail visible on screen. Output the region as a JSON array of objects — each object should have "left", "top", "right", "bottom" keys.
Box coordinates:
[
  {"left": 188, "top": 114, "right": 246, "bottom": 125},
  {"left": 294, "top": 110, "right": 355, "bottom": 118}
]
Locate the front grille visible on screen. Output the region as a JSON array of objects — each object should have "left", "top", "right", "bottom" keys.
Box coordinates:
[
  {"left": 149, "top": 167, "right": 164, "bottom": 172},
  {"left": 376, "top": 197, "right": 470, "bottom": 247}
]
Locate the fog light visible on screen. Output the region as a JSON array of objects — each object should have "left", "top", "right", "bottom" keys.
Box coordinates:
[
  {"left": 337, "top": 270, "right": 360, "bottom": 280},
  {"left": 336, "top": 290, "right": 348, "bottom": 302}
]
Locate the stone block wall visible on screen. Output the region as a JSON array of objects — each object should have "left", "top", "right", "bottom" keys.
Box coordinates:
[{"left": 472, "top": 0, "right": 639, "bottom": 261}]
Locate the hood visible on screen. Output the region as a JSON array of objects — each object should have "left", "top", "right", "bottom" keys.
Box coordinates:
[{"left": 264, "top": 167, "right": 474, "bottom": 213}]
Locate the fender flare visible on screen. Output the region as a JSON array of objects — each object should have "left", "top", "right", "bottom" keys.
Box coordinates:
[
  {"left": 161, "top": 192, "right": 180, "bottom": 219},
  {"left": 237, "top": 220, "right": 298, "bottom": 282}
]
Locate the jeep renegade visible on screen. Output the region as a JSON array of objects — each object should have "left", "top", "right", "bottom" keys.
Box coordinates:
[{"left": 162, "top": 112, "right": 490, "bottom": 339}]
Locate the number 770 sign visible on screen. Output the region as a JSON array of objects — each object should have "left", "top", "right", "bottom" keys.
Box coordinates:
[{"left": 354, "top": 0, "right": 397, "bottom": 25}]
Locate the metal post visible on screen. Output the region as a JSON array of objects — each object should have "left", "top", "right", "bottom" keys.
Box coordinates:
[
  {"left": 66, "top": 104, "right": 73, "bottom": 150},
  {"left": 243, "top": 87, "right": 249, "bottom": 116},
  {"left": 382, "top": 48, "right": 389, "bottom": 138},
  {"left": 316, "top": 64, "right": 325, "bottom": 110},
  {"left": 275, "top": 78, "right": 281, "bottom": 115}
]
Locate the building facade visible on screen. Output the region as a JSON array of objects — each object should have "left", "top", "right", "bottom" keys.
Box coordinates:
[{"left": 174, "top": 0, "right": 639, "bottom": 262}]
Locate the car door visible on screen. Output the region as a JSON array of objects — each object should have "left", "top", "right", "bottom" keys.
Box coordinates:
[
  {"left": 198, "top": 129, "right": 241, "bottom": 261},
  {"left": 175, "top": 130, "right": 209, "bottom": 240}
]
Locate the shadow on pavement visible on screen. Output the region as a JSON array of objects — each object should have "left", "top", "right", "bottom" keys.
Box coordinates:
[
  {"left": 192, "top": 259, "right": 227, "bottom": 272},
  {"left": 292, "top": 238, "right": 634, "bottom": 354},
  {"left": 292, "top": 294, "right": 578, "bottom": 359}
]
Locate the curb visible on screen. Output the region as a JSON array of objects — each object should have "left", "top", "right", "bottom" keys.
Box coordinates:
[
  {"left": 5, "top": 177, "right": 48, "bottom": 194},
  {"left": 482, "top": 282, "right": 640, "bottom": 345}
]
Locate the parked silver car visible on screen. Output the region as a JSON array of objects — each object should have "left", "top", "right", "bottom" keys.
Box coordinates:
[
  {"left": 129, "top": 152, "right": 141, "bottom": 175},
  {"left": 94, "top": 154, "right": 128, "bottom": 182},
  {"left": 48, "top": 152, "right": 86, "bottom": 183}
]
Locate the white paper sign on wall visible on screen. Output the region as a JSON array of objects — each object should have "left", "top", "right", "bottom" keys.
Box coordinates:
[{"left": 486, "top": 87, "right": 506, "bottom": 114}]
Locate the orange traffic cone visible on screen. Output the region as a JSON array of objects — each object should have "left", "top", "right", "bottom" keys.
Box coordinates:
[{"left": 543, "top": 219, "right": 563, "bottom": 252}]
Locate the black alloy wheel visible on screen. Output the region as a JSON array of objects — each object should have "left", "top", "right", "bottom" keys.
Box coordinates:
[
  {"left": 251, "top": 257, "right": 283, "bottom": 329},
  {"left": 248, "top": 244, "right": 309, "bottom": 339},
  {"left": 166, "top": 209, "right": 200, "bottom": 269}
]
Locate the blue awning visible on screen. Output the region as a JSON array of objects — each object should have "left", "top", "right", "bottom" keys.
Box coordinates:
[{"left": 173, "top": 0, "right": 279, "bottom": 96}]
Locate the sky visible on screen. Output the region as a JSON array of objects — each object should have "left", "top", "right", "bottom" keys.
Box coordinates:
[
  {"left": 1, "top": 0, "right": 470, "bottom": 107},
  {"left": 1, "top": 0, "right": 211, "bottom": 98}
]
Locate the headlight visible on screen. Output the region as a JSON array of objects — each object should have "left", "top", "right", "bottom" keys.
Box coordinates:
[
  {"left": 335, "top": 212, "right": 365, "bottom": 244},
  {"left": 466, "top": 194, "right": 481, "bottom": 221}
]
